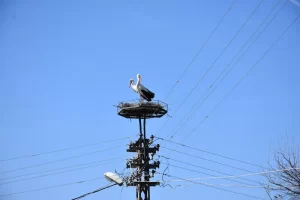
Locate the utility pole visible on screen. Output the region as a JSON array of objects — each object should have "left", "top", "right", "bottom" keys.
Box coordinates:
[{"left": 117, "top": 100, "right": 168, "bottom": 200}]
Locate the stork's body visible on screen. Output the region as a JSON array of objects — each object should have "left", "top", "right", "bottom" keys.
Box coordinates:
[{"left": 129, "top": 74, "right": 155, "bottom": 102}]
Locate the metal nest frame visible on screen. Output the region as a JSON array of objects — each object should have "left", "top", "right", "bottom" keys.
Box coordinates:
[{"left": 117, "top": 100, "right": 168, "bottom": 119}]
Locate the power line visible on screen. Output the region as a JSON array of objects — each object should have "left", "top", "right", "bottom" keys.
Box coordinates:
[
  {"left": 182, "top": 183, "right": 299, "bottom": 190},
  {"left": 0, "top": 161, "right": 114, "bottom": 185},
  {"left": 0, "top": 136, "right": 130, "bottom": 162},
  {"left": 152, "top": 0, "right": 237, "bottom": 129},
  {"left": 161, "top": 146, "right": 254, "bottom": 173},
  {"left": 167, "top": 167, "right": 300, "bottom": 182},
  {"left": 155, "top": 136, "right": 265, "bottom": 169},
  {"left": 180, "top": 12, "right": 299, "bottom": 143},
  {"left": 159, "top": 5, "right": 297, "bottom": 185},
  {"left": 0, "top": 145, "right": 124, "bottom": 174},
  {"left": 166, "top": 182, "right": 271, "bottom": 189},
  {"left": 0, "top": 156, "right": 126, "bottom": 181},
  {"left": 160, "top": 161, "right": 258, "bottom": 186},
  {"left": 160, "top": 156, "right": 261, "bottom": 185},
  {"left": 158, "top": 173, "right": 265, "bottom": 200},
  {"left": 160, "top": 159, "right": 300, "bottom": 190},
  {"left": 166, "top": 0, "right": 283, "bottom": 139},
  {"left": 148, "top": 0, "right": 237, "bottom": 120},
  {"left": 163, "top": 0, "right": 285, "bottom": 141},
  {"left": 160, "top": 146, "right": 252, "bottom": 172},
  {"left": 161, "top": 0, "right": 237, "bottom": 102},
  {"left": 0, "top": 177, "right": 105, "bottom": 197},
  {"left": 156, "top": 0, "right": 264, "bottom": 136}
]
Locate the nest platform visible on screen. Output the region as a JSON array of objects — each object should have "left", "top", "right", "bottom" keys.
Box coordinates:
[{"left": 117, "top": 100, "right": 168, "bottom": 119}]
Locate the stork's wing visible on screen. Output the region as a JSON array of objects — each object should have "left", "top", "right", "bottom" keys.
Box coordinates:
[{"left": 139, "top": 84, "right": 150, "bottom": 91}]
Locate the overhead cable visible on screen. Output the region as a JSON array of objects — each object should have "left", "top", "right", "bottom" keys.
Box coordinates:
[
  {"left": 164, "top": 0, "right": 288, "bottom": 141},
  {"left": 0, "top": 177, "right": 105, "bottom": 198},
  {"left": 0, "top": 156, "right": 127, "bottom": 181},
  {"left": 165, "top": 182, "right": 280, "bottom": 189},
  {"left": 0, "top": 157, "right": 128, "bottom": 185},
  {"left": 158, "top": 173, "right": 265, "bottom": 200},
  {"left": 156, "top": 0, "right": 264, "bottom": 135},
  {"left": 0, "top": 136, "right": 130, "bottom": 162},
  {"left": 161, "top": 0, "right": 237, "bottom": 102},
  {"left": 167, "top": 167, "right": 300, "bottom": 182},
  {"left": 148, "top": 0, "right": 237, "bottom": 119},
  {"left": 0, "top": 162, "right": 113, "bottom": 185},
  {"left": 160, "top": 155, "right": 261, "bottom": 185},
  {"left": 156, "top": 137, "right": 265, "bottom": 169},
  {"left": 160, "top": 161, "right": 258, "bottom": 186},
  {"left": 161, "top": 146, "right": 254, "bottom": 173},
  {"left": 180, "top": 12, "right": 299, "bottom": 143},
  {"left": 0, "top": 145, "right": 124, "bottom": 174}
]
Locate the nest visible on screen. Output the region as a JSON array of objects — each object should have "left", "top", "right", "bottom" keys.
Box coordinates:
[
  {"left": 117, "top": 100, "right": 167, "bottom": 119},
  {"left": 119, "top": 102, "right": 163, "bottom": 109}
]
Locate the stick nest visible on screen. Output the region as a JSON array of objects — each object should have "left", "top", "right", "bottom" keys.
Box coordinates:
[{"left": 117, "top": 100, "right": 168, "bottom": 119}]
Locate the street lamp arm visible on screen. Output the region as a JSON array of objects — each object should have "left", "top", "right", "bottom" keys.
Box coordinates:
[{"left": 71, "top": 183, "right": 118, "bottom": 200}]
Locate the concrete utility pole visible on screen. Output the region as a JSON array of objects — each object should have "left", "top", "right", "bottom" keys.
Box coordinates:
[{"left": 117, "top": 100, "right": 168, "bottom": 200}]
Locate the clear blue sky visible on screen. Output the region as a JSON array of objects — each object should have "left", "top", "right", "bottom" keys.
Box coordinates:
[{"left": 1, "top": 0, "right": 300, "bottom": 199}]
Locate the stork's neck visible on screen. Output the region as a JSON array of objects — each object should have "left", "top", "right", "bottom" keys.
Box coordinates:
[{"left": 136, "top": 77, "right": 141, "bottom": 86}]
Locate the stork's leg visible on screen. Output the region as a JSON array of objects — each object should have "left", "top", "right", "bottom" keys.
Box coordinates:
[
  {"left": 139, "top": 95, "right": 144, "bottom": 104},
  {"left": 139, "top": 91, "right": 149, "bottom": 103}
]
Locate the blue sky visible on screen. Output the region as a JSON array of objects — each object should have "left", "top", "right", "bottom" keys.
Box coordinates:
[{"left": 0, "top": 0, "right": 300, "bottom": 199}]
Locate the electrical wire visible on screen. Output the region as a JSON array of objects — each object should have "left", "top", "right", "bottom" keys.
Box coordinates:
[
  {"left": 165, "top": 182, "right": 276, "bottom": 189},
  {"left": 0, "top": 145, "right": 125, "bottom": 174},
  {"left": 0, "top": 136, "right": 130, "bottom": 162},
  {"left": 180, "top": 12, "right": 299, "bottom": 143},
  {"left": 159, "top": 1, "right": 293, "bottom": 167},
  {"left": 0, "top": 161, "right": 114, "bottom": 185},
  {"left": 0, "top": 156, "right": 127, "bottom": 181},
  {"left": 160, "top": 161, "right": 258, "bottom": 186},
  {"left": 158, "top": 173, "right": 265, "bottom": 200},
  {"left": 155, "top": 136, "right": 265, "bottom": 169},
  {"left": 161, "top": 0, "right": 237, "bottom": 102},
  {"left": 156, "top": 0, "right": 264, "bottom": 135},
  {"left": 161, "top": 146, "right": 254, "bottom": 173},
  {"left": 167, "top": 167, "right": 300, "bottom": 182},
  {"left": 0, "top": 177, "right": 105, "bottom": 198},
  {"left": 0, "top": 156, "right": 125, "bottom": 180},
  {"left": 147, "top": 0, "right": 237, "bottom": 119},
  {"left": 164, "top": 176, "right": 298, "bottom": 190},
  {"left": 164, "top": 0, "right": 288, "bottom": 141},
  {"left": 160, "top": 156, "right": 261, "bottom": 185},
  {"left": 156, "top": 9, "right": 299, "bottom": 186},
  {"left": 0, "top": 156, "right": 124, "bottom": 185}
]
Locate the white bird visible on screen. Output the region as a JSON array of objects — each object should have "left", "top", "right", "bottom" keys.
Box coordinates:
[{"left": 129, "top": 74, "right": 155, "bottom": 102}]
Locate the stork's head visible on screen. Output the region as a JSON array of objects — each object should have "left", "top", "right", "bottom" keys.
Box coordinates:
[
  {"left": 129, "top": 79, "right": 134, "bottom": 88},
  {"left": 137, "top": 74, "right": 141, "bottom": 79}
]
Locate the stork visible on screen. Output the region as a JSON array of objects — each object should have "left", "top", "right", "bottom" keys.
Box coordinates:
[{"left": 129, "top": 74, "right": 155, "bottom": 102}]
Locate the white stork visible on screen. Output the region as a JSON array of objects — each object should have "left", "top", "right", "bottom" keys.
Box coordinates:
[{"left": 129, "top": 74, "right": 155, "bottom": 102}]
